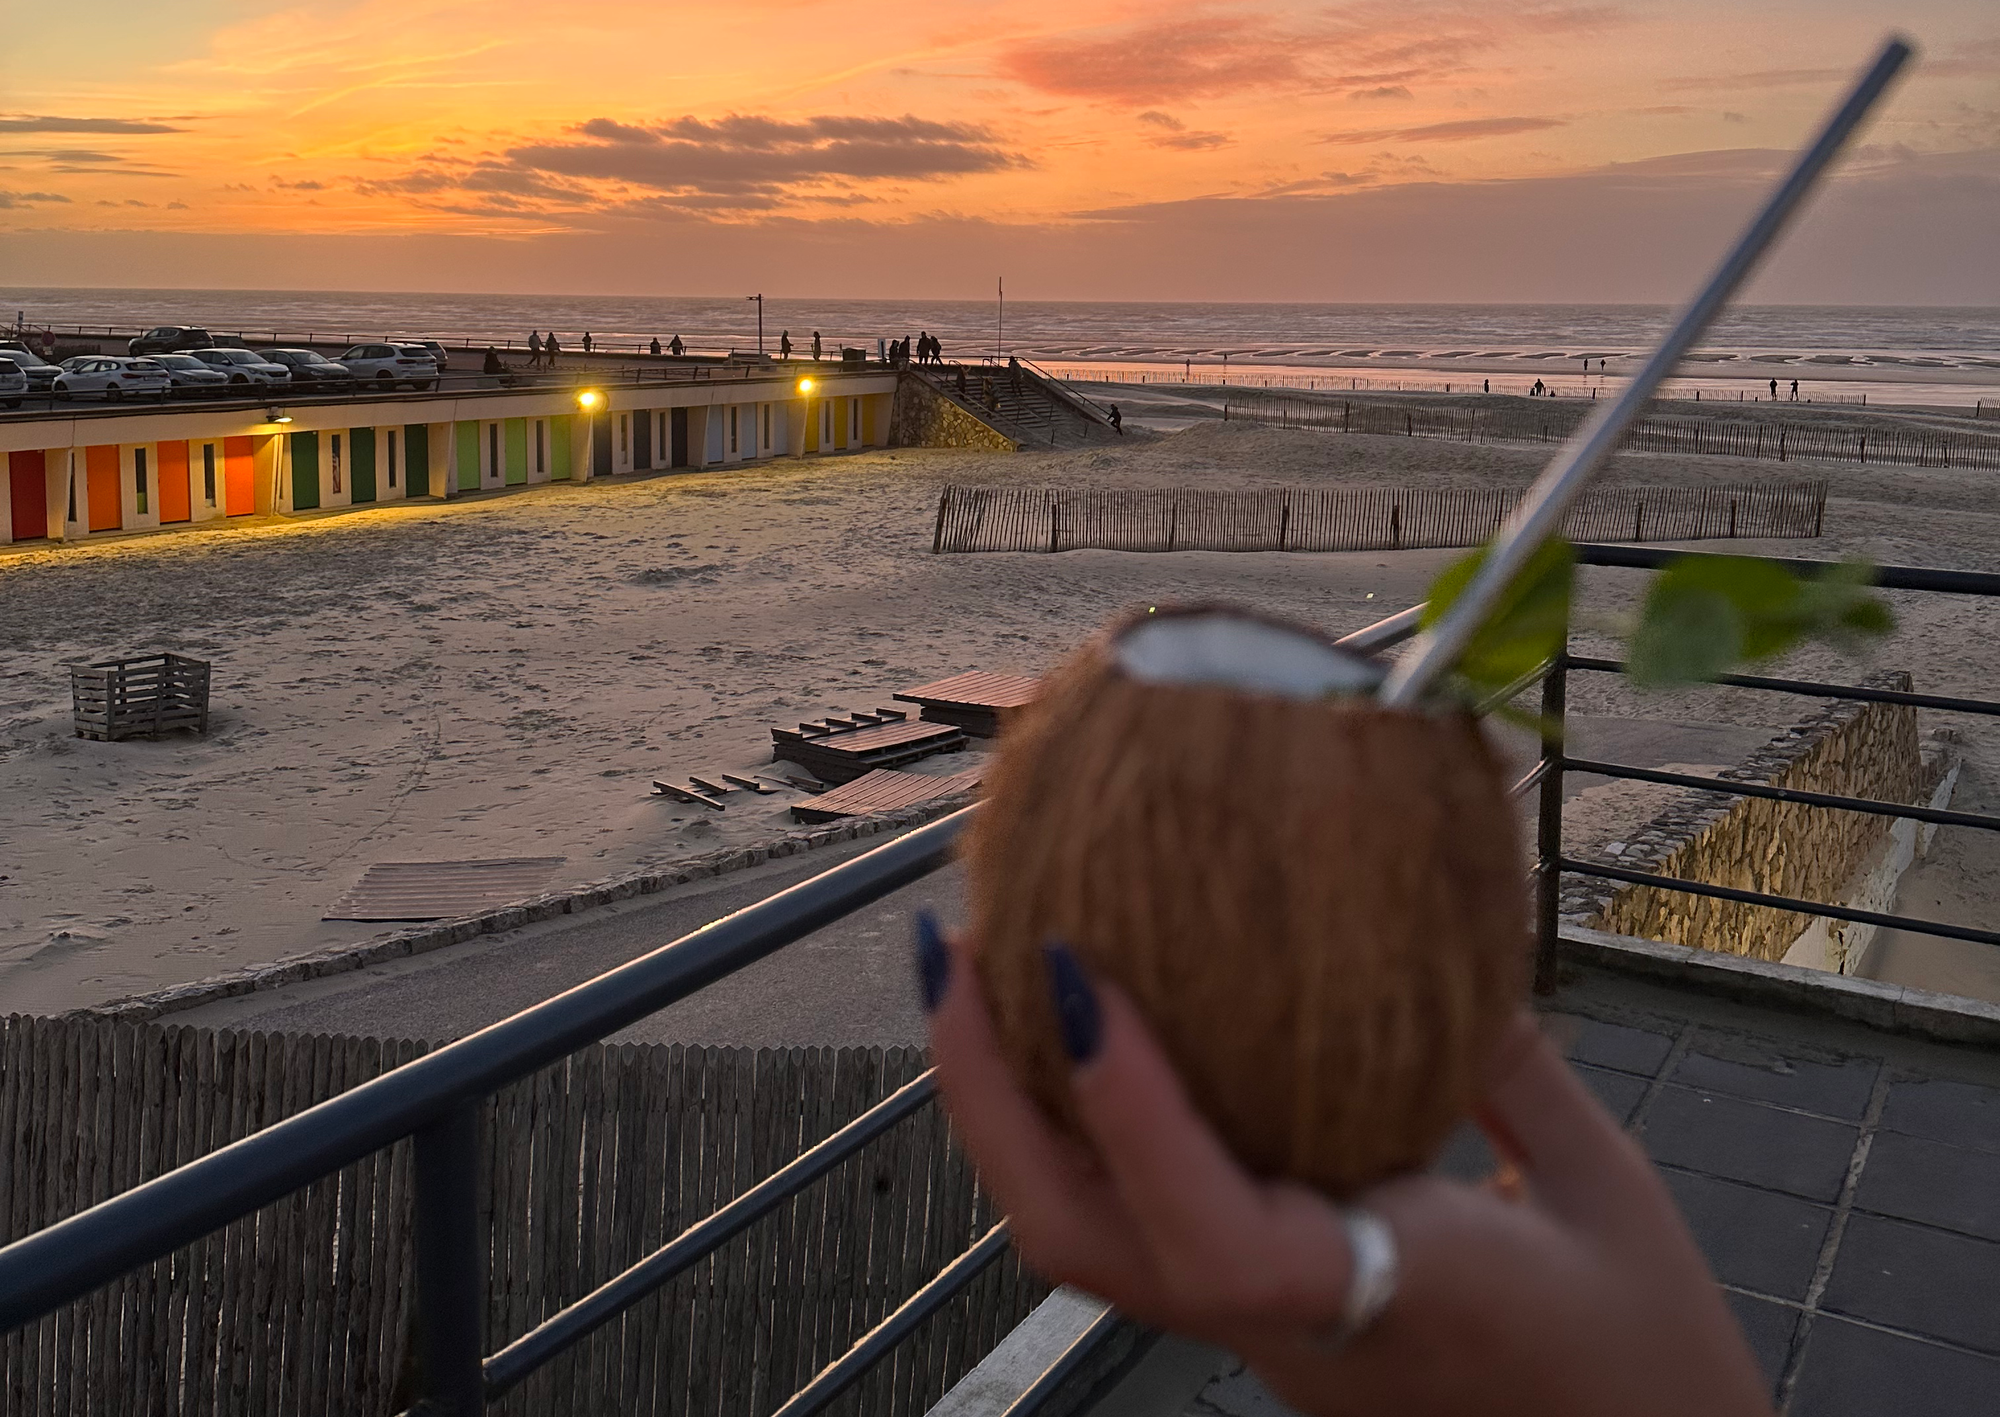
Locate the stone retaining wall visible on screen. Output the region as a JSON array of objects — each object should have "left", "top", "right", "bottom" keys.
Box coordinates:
[
  {"left": 1562, "top": 672, "right": 1937, "bottom": 965},
  {"left": 890, "top": 373, "right": 1019, "bottom": 452}
]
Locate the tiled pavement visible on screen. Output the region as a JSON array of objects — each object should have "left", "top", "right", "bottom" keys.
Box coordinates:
[
  {"left": 1181, "top": 962, "right": 2000, "bottom": 1417},
  {"left": 1550, "top": 969, "right": 2000, "bottom": 1416}
]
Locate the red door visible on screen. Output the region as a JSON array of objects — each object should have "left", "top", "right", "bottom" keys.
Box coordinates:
[
  {"left": 7, "top": 450, "right": 46, "bottom": 541},
  {"left": 85, "top": 445, "right": 121, "bottom": 531}
]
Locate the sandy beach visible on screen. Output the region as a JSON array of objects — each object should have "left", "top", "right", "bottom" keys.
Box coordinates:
[{"left": 5, "top": 404, "right": 2000, "bottom": 1015}]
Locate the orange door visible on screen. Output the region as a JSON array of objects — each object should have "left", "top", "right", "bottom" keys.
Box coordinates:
[
  {"left": 156, "top": 441, "right": 191, "bottom": 523},
  {"left": 223, "top": 436, "right": 255, "bottom": 515},
  {"left": 7, "top": 450, "right": 47, "bottom": 541},
  {"left": 85, "top": 445, "right": 121, "bottom": 531}
]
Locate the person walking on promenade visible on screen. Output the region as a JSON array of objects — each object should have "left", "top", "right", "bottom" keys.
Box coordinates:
[
  {"left": 1770, "top": 378, "right": 1778, "bottom": 400},
  {"left": 1790, "top": 378, "right": 1799, "bottom": 400},
  {"left": 528, "top": 331, "right": 543, "bottom": 369},
  {"left": 649, "top": 337, "right": 661, "bottom": 356},
  {"left": 670, "top": 334, "right": 685, "bottom": 357},
  {"left": 812, "top": 331, "right": 823, "bottom": 361},
  {"left": 1108, "top": 403, "right": 1123, "bottom": 434},
  {"left": 780, "top": 330, "right": 793, "bottom": 360},
  {"left": 545, "top": 333, "right": 561, "bottom": 368},
  {"left": 1008, "top": 355, "right": 1022, "bottom": 396},
  {"left": 917, "top": 330, "right": 932, "bottom": 365},
  {"left": 1483, "top": 378, "right": 1490, "bottom": 393},
  {"left": 582, "top": 331, "right": 594, "bottom": 355}
]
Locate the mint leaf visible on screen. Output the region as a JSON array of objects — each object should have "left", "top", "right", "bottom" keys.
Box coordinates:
[
  {"left": 1422, "top": 537, "right": 1575, "bottom": 700},
  {"left": 1627, "top": 555, "right": 1894, "bottom": 687}
]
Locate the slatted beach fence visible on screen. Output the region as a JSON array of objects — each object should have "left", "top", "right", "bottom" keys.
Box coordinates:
[
  {"left": 933, "top": 481, "right": 1826, "bottom": 554},
  {"left": 1215, "top": 393, "right": 2000, "bottom": 471},
  {"left": 0, "top": 1014, "right": 1043, "bottom": 1417}
]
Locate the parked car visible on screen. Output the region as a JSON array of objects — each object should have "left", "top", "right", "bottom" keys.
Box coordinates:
[
  {"left": 128, "top": 326, "right": 217, "bottom": 357},
  {"left": 0, "top": 358, "right": 27, "bottom": 408},
  {"left": 52, "top": 356, "right": 173, "bottom": 401},
  {"left": 0, "top": 343, "right": 61, "bottom": 391},
  {"left": 259, "top": 348, "right": 356, "bottom": 391},
  {"left": 187, "top": 347, "right": 292, "bottom": 386},
  {"left": 151, "top": 353, "right": 232, "bottom": 397},
  {"left": 393, "top": 339, "right": 451, "bottom": 373},
  {"left": 337, "top": 342, "right": 439, "bottom": 391}
]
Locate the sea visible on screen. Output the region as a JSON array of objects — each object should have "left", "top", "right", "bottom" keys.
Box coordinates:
[{"left": 7, "top": 289, "right": 1998, "bottom": 403}]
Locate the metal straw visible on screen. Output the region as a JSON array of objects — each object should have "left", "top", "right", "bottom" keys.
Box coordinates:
[{"left": 1378, "top": 36, "right": 1914, "bottom": 708}]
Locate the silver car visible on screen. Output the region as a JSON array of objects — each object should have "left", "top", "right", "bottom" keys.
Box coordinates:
[
  {"left": 0, "top": 358, "right": 27, "bottom": 408},
  {"left": 260, "top": 348, "right": 356, "bottom": 392},
  {"left": 53, "top": 356, "right": 173, "bottom": 401},
  {"left": 188, "top": 347, "right": 292, "bottom": 386},
  {"left": 151, "top": 353, "right": 231, "bottom": 397},
  {"left": 338, "top": 342, "right": 440, "bottom": 391},
  {"left": 0, "top": 343, "right": 61, "bottom": 391}
]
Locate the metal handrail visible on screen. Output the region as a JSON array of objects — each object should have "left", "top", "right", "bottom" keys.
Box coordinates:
[{"left": 1562, "top": 758, "right": 2000, "bottom": 835}]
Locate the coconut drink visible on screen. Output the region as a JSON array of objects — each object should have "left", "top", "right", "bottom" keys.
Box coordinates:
[{"left": 964, "top": 607, "right": 1529, "bottom": 1197}]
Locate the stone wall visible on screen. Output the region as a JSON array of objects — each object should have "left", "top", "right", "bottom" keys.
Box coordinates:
[
  {"left": 890, "top": 373, "right": 1019, "bottom": 452},
  {"left": 1563, "top": 672, "right": 1938, "bottom": 965}
]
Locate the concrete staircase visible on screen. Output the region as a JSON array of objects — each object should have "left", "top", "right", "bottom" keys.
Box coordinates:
[{"left": 916, "top": 361, "right": 1122, "bottom": 449}]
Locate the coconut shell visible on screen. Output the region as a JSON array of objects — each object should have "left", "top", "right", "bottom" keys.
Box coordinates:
[{"left": 965, "top": 611, "right": 1529, "bottom": 1197}]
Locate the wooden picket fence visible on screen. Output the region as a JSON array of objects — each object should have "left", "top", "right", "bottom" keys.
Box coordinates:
[
  {"left": 1218, "top": 394, "right": 2000, "bottom": 471},
  {"left": 0, "top": 1015, "right": 1042, "bottom": 1417},
  {"left": 932, "top": 480, "right": 1826, "bottom": 554}
]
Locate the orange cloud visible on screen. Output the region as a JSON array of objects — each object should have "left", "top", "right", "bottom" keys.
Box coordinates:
[{"left": 1320, "top": 116, "right": 1568, "bottom": 144}]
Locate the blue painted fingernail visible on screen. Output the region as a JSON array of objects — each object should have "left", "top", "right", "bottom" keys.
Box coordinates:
[
  {"left": 1043, "top": 942, "right": 1101, "bottom": 1063},
  {"left": 915, "top": 911, "right": 950, "bottom": 1013}
]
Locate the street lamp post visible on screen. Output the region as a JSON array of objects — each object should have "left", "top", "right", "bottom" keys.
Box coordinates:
[{"left": 746, "top": 294, "right": 764, "bottom": 356}]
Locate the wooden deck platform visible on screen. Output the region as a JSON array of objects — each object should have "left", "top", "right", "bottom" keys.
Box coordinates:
[
  {"left": 891, "top": 671, "right": 1040, "bottom": 737},
  {"left": 771, "top": 708, "right": 967, "bottom": 784},
  {"left": 789, "top": 768, "right": 983, "bottom": 824}
]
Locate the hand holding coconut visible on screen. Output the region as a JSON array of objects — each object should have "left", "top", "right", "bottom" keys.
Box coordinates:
[{"left": 921, "top": 920, "right": 1774, "bottom": 1417}]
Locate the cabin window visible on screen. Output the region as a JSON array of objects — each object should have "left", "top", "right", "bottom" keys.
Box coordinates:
[
  {"left": 387, "top": 430, "right": 399, "bottom": 487},
  {"left": 620, "top": 414, "right": 630, "bottom": 456},
  {"left": 202, "top": 444, "right": 217, "bottom": 505},
  {"left": 330, "top": 433, "right": 343, "bottom": 494},
  {"left": 488, "top": 423, "right": 499, "bottom": 480},
  {"left": 730, "top": 407, "right": 739, "bottom": 454},
  {"left": 761, "top": 404, "right": 771, "bottom": 449},
  {"left": 535, "top": 420, "right": 545, "bottom": 473},
  {"left": 134, "top": 448, "right": 148, "bottom": 515}
]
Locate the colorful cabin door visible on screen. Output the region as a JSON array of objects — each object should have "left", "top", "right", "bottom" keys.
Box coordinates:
[
  {"left": 290, "top": 431, "right": 320, "bottom": 510},
  {"left": 351, "top": 428, "right": 377, "bottom": 503},
  {"left": 84, "top": 446, "right": 121, "bottom": 531},
  {"left": 157, "top": 441, "right": 191, "bottom": 523},
  {"left": 223, "top": 437, "right": 255, "bottom": 515},
  {"left": 7, "top": 450, "right": 47, "bottom": 541},
  {"left": 404, "top": 424, "right": 429, "bottom": 496}
]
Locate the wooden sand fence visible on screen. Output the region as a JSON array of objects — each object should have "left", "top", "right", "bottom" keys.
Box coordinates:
[
  {"left": 1216, "top": 395, "right": 2000, "bottom": 471},
  {"left": 0, "top": 1015, "right": 1041, "bottom": 1417},
  {"left": 932, "top": 481, "right": 1827, "bottom": 554}
]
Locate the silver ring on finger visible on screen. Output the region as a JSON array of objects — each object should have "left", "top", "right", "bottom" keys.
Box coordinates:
[{"left": 1311, "top": 1206, "right": 1399, "bottom": 1354}]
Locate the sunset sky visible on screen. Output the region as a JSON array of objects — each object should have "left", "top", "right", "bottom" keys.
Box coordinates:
[{"left": 1, "top": 1, "right": 1995, "bottom": 301}]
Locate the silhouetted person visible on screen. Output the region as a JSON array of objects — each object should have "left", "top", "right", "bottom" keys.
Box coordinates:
[
  {"left": 780, "top": 330, "right": 793, "bottom": 360},
  {"left": 545, "top": 333, "right": 561, "bottom": 368},
  {"left": 650, "top": 337, "right": 662, "bottom": 356},
  {"left": 956, "top": 366, "right": 968, "bottom": 395},
  {"left": 917, "top": 330, "right": 932, "bottom": 365},
  {"left": 670, "top": 334, "right": 685, "bottom": 357},
  {"left": 527, "top": 331, "right": 543, "bottom": 369},
  {"left": 1790, "top": 378, "right": 1799, "bottom": 400},
  {"left": 812, "top": 331, "right": 822, "bottom": 360},
  {"left": 1770, "top": 378, "right": 1778, "bottom": 399},
  {"left": 1008, "top": 355, "right": 1022, "bottom": 395},
  {"left": 1109, "top": 403, "right": 1123, "bottom": 434},
  {"left": 1483, "top": 378, "right": 1490, "bottom": 393},
  {"left": 483, "top": 346, "right": 504, "bottom": 375},
  {"left": 582, "top": 331, "right": 594, "bottom": 354}
]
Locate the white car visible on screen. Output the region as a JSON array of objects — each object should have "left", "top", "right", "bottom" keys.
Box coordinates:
[
  {"left": 188, "top": 347, "right": 292, "bottom": 386},
  {"left": 151, "top": 353, "right": 231, "bottom": 397},
  {"left": 53, "top": 356, "right": 172, "bottom": 401},
  {"left": 338, "top": 342, "right": 440, "bottom": 391},
  {"left": 392, "top": 338, "right": 451, "bottom": 372},
  {"left": 0, "top": 358, "right": 27, "bottom": 408}
]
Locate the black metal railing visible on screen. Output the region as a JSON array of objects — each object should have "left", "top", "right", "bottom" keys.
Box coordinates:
[
  {"left": 1529, "top": 544, "right": 2000, "bottom": 987},
  {"left": 0, "top": 608, "right": 1417, "bottom": 1415},
  {"left": 7, "top": 545, "right": 1995, "bottom": 1415}
]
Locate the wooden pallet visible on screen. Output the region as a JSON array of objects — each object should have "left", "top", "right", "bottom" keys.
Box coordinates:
[
  {"left": 323, "top": 857, "right": 565, "bottom": 921},
  {"left": 892, "top": 671, "right": 1040, "bottom": 737},
  {"left": 771, "top": 708, "right": 966, "bottom": 785},
  {"left": 71, "top": 653, "right": 210, "bottom": 742},
  {"left": 790, "top": 768, "right": 983, "bottom": 824}
]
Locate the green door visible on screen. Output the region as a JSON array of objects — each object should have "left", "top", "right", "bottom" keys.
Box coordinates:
[
  {"left": 503, "top": 418, "right": 528, "bottom": 485},
  {"left": 351, "top": 427, "right": 377, "bottom": 503},
  {"left": 290, "top": 431, "right": 320, "bottom": 510},
  {"left": 404, "top": 424, "right": 430, "bottom": 496},
  {"left": 550, "top": 415, "right": 573, "bottom": 480},
  {"left": 455, "top": 422, "right": 479, "bottom": 491}
]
